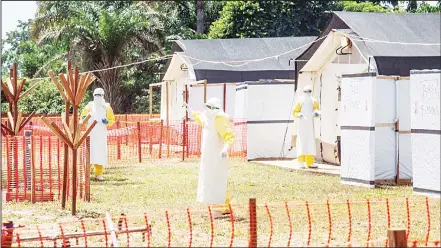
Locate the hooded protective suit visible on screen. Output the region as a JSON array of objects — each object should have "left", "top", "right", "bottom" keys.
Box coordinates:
[
  {"left": 80, "top": 88, "right": 115, "bottom": 180},
  {"left": 183, "top": 97, "right": 234, "bottom": 216},
  {"left": 293, "top": 85, "right": 321, "bottom": 168}
]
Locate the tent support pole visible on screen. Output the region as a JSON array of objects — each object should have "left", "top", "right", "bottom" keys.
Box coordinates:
[
  {"left": 203, "top": 80, "right": 207, "bottom": 103},
  {"left": 223, "top": 83, "right": 226, "bottom": 112}
]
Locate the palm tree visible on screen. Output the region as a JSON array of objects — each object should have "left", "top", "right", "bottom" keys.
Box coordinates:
[{"left": 31, "top": 1, "right": 167, "bottom": 112}]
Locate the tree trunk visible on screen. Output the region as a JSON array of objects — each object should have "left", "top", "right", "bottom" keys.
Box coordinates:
[
  {"left": 407, "top": 0, "right": 418, "bottom": 12},
  {"left": 196, "top": 0, "right": 205, "bottom": 34}
]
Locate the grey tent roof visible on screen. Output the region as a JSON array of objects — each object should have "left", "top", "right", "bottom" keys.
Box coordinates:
[
  {"left": 172, "top": 36, "right": 316, "bottom": 72},
  {"left": 333, "top": 11, "right": 441, "bottom": 57}
]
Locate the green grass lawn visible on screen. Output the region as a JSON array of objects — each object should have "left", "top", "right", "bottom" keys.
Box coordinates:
[{"left": 3, "top": 159, "right": 440, "bottom": 247}]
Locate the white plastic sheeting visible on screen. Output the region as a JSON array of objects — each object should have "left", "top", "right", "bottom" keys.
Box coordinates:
[
  {"left": 397, "top": 79, "right": 412, "bottom": 179},
  {"left": 410, "top": 70, "right": 441, "bottom": 197},
  {"left": 234, "top": 81, "right": 296, "bottom": 160},
  {"left": 297, "top": 63, "right": 368, "bottom": 164},
  {"left": 340, "top": 74, "right": 397, "bottom": 188},
  {"left": 160, "top": 80, "right": 186, "bottom": 121},
  {"left": 188, "top": 84, "right": 236, "bottom": 119}
]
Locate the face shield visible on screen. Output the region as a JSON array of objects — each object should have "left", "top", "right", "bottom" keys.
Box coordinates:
[
  {"left": 303, "top": 86, "right": 312, "bottom": 96},
  {"left": 204, "top": 103, "right": 220, "bottom": 119},
  {"left": 93, "top": 88, "right": 105, "bottom": 106}
]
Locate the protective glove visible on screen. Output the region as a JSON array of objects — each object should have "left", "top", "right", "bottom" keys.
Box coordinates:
[
  {"left": 298, "top": 113, "right": 305, "bottom": 119},
  {"left": 220, "top": 145, "right": 229, "bottom": 158},
  {"left": 313, "top": 110, "right": 321, "bottom": 117},
  {"left": 82, "top": 115, "right": 86, "bottom": 120},
  {"left": 102, "top": 118, "right": 109, "bottom": 124}
]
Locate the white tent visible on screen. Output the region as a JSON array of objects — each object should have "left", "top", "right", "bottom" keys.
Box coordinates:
[
  {"left": 340, "top": 73, "right": 398, "bottom": 188},
  {"left": 295, "top": 30, "right": 369, "bottom": 164},
  {"left": 295, "top": 12, "right": 441, "bottom": 165},
  {"left": 160, "top": 53, "right": 195, "bottom": 121},
  {"left": 409, "top": 70, "right": 440, "bottom": 198},
  {"left": 234, "top": 80, "right": 296, "bottom": 160}
]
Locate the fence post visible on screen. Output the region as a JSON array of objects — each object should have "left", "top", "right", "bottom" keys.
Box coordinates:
[
  {"left": 249, "top": 198, "right": 257, "bottom": 247},
  {"left": 137, "top": 122, "right": 142, "bottom": 163},
  {"left": 1, "top": 221, "right": 14, "bottom": 248},
  {"left": 387, "top": 229, "right": 407, "bottom": 247},
  {"left": 117, "top": 121, "right": 121, "bottom": 160},
  {"left": 149, "top": 124, "right": 153, "bottom": 155},
  {"left": 31, "top": 136, "right": 36, "bottom": 204},
  {"left": 6, "top": 136, "right": 11, "bottom": 198},
  {"left": 85, "top": 136, "right": 91, "bottom": 202},
  {"left": 24, "top": 130, "right": 32, "bottom": 193},
  {"left": 125, "top": 114, "right": 128, "bottom": 145},
  {"left": 159, "top": 120, "right": 163, "bottom": 159},
  {"left": 182, "top": 119, "right": 186, "bottom": 162}
]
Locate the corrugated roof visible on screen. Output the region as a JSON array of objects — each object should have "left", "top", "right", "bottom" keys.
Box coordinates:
[
  {"left": 173, "top": 37, "right": 316, "bottom": 71},
  {"left": 334, "top": 11, "right": 441, "bottom": 57}
]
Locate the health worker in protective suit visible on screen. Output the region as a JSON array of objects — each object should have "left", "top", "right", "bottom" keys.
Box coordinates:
[
  {"left": 183, "top": 97, "right": 235, "bottom": 217},
  {"left": 80, "top": 88, "right": 115, "bottom": 181},
  {"left": 293, "top": 85, "right": 321, "bottom": 169}
]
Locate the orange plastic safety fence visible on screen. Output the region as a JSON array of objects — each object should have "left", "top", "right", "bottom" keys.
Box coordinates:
[
  {"left": 2, "top": 198, "right": 440, "bottom": 248},
  {"left": 1, "top": 135, "right": 89, "bottom": 203}
]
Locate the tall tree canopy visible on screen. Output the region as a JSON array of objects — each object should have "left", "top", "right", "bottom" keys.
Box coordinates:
[
  {"left": 31, "top": 1, "right": 167, "bottom": 112},
  {"left": 208, "top": 1, "right": 335, "bottom": 39}
]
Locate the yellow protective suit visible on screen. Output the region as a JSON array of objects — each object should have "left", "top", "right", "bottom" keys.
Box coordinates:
[
  {"left": 293, "top": 86, "right": 320, "bottom": 168},
  {"left": 192, "top": 105, "right": 235, "bottom": 216},
  {"left": 80, "top": 101, "right": 115, "bottom": 178}
]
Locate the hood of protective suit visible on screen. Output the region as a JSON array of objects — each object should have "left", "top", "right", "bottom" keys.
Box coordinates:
[
  {"left": 204, "top": 97, "right": 222, "bottom": 119},
  {"left": 303, "top": 85, "right": 312, "bottom": 96},
  {"left": 93, "top": 88, "right": 106, "bottom": 106}
]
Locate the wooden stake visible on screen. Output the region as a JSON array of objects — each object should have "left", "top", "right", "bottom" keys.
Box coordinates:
[
  {"left": 58, "top": 73, "right": 74, "bottom": 101},
  {"left": 48, "top": 71, "right": 68, "bottom": 102},
  {"left": 19, "top": 81, "right": 41, "bottom": 101},
  {"left": 75, "top": 121, "right": 97, "bottom": 148},
  {"left": 387, "top": 229, "right": 407, "bottom": 247},
  {"left": 62, "top": 102, "right": 70, "bottom": 209},
  {"left": 14, "top": 112, "right": 23, "bottom": 134}
]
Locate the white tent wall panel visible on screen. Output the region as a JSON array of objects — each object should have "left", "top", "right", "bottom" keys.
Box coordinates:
[
  {"left": 411, "top": 134, "right": 440, "bottom": 197},
  {"left": 398, "top": 134, "right": 412, "bottom": 179},
  {"left": 247, "top": 123, "right": 295, "bottom": 160},
  {"left": 340, "top": 75, "right": 376, "bottom": 187},
  {"left": 374, "top": 79, "right": 397, "bottom": 180},
  {"left": 234, "top": 84, "right": 248, "bottom": 120},
  {"left": 247, "top": 83, "right": 295, "bottom": 122},
  {"left": 397, "top": 79, "right": 412, "bottom": 179},
  {"left": 340, "top": 75, "right": 398, "bottom": 187},
  {"left": 340, "top": 130, "right": 375, "bottom": 188},
  {"left": 234, "top": 82, "right": 296, "bottom": 160},
  {"left": 409, "top": 70, "right": 441, "bottom": 197}
]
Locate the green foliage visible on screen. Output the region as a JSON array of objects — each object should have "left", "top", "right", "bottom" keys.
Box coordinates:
[
  {"left": 1, "top": 20, "right": 67, "bottom": 78},
  {"left": 334, "top": 1, "right": 389, "bottom": 12},
  {"left": 208, "top": 1, "right": 334, "bottom": 39},
  {"left": 31, "top": 1, "right": 167, "bottom": 113},
  {"left": 1, "top": 20, "right": 68, "bottom": 114},
  {"left": 415, "top": 2, "right": 440, "bottom": 13}
]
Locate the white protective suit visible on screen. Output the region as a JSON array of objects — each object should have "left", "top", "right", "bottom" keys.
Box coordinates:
[
  {"left": 293, "top": 85, "right": 321, "bottom": 168},
  {"left": 80, "top": 88, "right": 115, "bottom": 180},
  {"left": 184, "top": 98, "right": 235, "bottom": 210}
]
